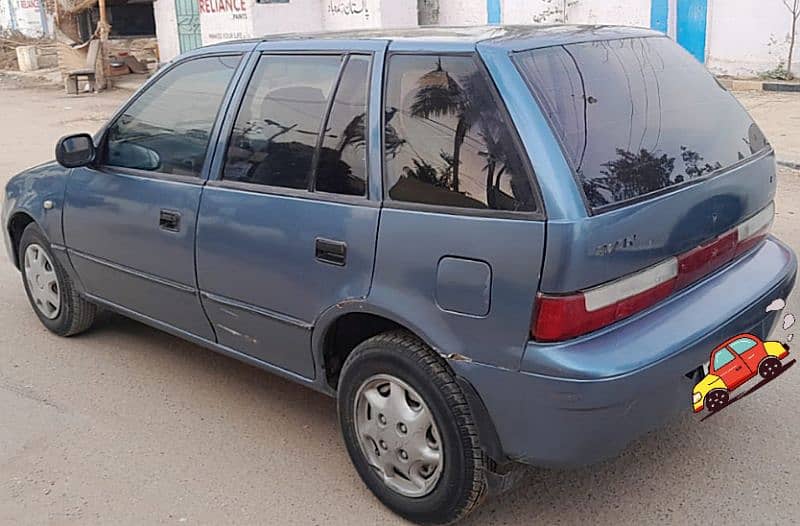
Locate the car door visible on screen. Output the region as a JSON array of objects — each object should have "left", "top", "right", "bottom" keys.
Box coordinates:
[
  {"left": 712, "top": 346, "right": 751, "bottom": 390},
  {"left": 196, "top": 42, "right": 384, "bottom": 378},
  {"left": 728, "top": 336, "right": 763, "bottom": 371},
  {"left": 63, "top": 52, "right": 246, "bottom": 340}
]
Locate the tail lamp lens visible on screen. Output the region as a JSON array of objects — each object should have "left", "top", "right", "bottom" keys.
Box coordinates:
[{"left": 533, "top": 203, "right": 774, "bottom": 342}]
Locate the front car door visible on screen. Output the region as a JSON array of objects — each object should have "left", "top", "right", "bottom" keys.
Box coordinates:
[
  {"left": 195, "top": 40, "right": 386, "bottom": 378},
  {"left": 711, "top": 346, "right": 751, "bottom": 390},
  {"left": 63, "top": 51, "right": 247, "bottom": 340}
]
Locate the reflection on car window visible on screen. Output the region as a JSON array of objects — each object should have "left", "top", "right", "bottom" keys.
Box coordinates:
[
  {"left": 515, "top": 37, "right": 768, "bottom": 210},
  {"left": 315, "top": 55, "right": 370, "bottom": 196},
  {"left": 384, "top": 54, "right": 536, "bottom": 212},
  {"left": 713, "top": 348, "right": 736, "bottom": 370},
  {"left": 105, "top": 56, "right": 240, "bottom": 177},
  {"left": 729, "top": 337, "right": 757, "bottom": 354},
  {"left": 223, "top": 54, "right": 342, "bottom": 189}
]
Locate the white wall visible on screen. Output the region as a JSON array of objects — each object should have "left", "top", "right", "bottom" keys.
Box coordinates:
[
  {"left": 153, "top": 0, "right": 181, "bottom": 62},
  {"left": 567, "top": 0, "right": 650, "bottom": 27},
  {"left": 437, "top": 0, "right": 485, "bottom": 26},
  {"left": 323, "top": 0, "right": 378, "bottom": 30},
  {"left": 0, "top": 0, "right": 12, "bottom": 31},
  {"left": 251, "top": 0, "right": 322, "bottom": 36},
  {"left": 706, "top": 0, "right": 800, "bottom": 76}
]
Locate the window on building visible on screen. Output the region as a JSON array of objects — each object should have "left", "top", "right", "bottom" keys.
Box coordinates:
[
  {"left": 104, "top": 55, "right": 241, "bottom": 176},
  {"left": 384, "top": 54, "right": 537, "bottom": 212},
  {"left": 315, "top": 55, "right": 371, "bottom": 196},
  {"left": 223, "top": 54, "right": 342, "bottom": 189}
]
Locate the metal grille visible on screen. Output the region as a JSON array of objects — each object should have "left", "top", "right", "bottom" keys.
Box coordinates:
[{"left": 175, "top": 0, "right": 201, "bottom": 54}]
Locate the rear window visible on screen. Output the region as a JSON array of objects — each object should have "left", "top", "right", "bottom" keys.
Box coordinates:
[{"left": 514, "top": 36, "right": 768, "bottom": 211}]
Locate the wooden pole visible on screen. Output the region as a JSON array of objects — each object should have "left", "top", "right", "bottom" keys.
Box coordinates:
[{"left": 98, "top": 0, "right": 107, "bottom": 26}]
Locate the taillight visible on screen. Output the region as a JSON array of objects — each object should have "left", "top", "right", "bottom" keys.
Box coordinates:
[{"left": 533, "top": 203, "right": 774, "bottom": 342}]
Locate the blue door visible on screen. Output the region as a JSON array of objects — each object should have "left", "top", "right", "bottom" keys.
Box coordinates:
[
  {"left": 63, "top": 55, "right": 243, "bottom": 341},
  {"left": 196, "top": 45, "right": 384, "bottom": 379},
  {"left": 676, "top": 0, "right": 708, "bottom": 63},
  {"left": 650, "top": 0, "right": 708, "bottom": 63}
]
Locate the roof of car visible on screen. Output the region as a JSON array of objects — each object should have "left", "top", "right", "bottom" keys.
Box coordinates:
[{"left": 204, "top": 24, "right": 662, "bottom": 53}]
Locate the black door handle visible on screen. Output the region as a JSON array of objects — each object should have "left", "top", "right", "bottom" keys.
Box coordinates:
[
  {"left": 159, "top": 210, "right": 181, "bottom": 232},
  {"left": 315, "top": 238, "right": 347, "bottom": 266}
]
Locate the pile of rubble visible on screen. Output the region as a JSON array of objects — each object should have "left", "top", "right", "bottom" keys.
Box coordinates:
[{"left": 0, "top": 31, "right": 56, "bottom": 71}]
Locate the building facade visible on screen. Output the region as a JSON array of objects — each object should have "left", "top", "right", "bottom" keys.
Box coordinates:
[{"left": 3, "top": 0, "right": 797, "bottom": 78}]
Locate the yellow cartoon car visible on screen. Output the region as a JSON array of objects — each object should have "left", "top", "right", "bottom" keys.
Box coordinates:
[{"left": 693, "top": 334, "right": 790, "bottom": 413}]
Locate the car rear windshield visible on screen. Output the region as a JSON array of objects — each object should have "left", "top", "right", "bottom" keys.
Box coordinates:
[{"left": 514, "top": 36, "right": 769, "bottom": 211}]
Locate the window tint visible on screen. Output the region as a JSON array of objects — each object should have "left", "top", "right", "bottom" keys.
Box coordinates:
[
  {"left": 515, "top": 37, "right": 767, "bottom": 210},
  {"left": 223, "top": 54, "right": 342, "bottom": 189},
  {"left": 713, "top": 348, "right": 736, "bottom": 370},
  {"left": 315, "top": 55, "right": 370, "bottom": 196},
  {"left": 105, "top": 56, "right": 240, "bottom": 177},
  {"left": 384, "top": 54, "right": 536, "bottom": 212},
  {"left": 729, "top": 337, "right": 758, "bottom": 354}
]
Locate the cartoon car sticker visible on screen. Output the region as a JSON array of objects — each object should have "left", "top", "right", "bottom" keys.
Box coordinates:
[{"left": 692, "top": 333, "right": 791, "bottom": 414}]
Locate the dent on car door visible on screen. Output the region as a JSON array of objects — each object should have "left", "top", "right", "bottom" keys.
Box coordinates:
[
  {"left": 196, "top": 53, "right": 379, "bottom": 378},
  {"left": 63, "top": 55, "right": 243, "bottom": 339}
]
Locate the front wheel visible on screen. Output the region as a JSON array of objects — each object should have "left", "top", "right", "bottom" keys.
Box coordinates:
[
  {"left": 705, "top": 388, "right": 730, "bottom": 413},
  {"left": 19, "top": 223, "right": 96, "bottom": 336},
  {"left": 337, "top": 331, "right": 487, "bottom": 525}
]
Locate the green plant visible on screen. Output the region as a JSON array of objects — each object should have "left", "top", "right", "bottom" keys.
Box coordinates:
[{"left": 760, "top": 62, "right": 793, "bottom": 80}]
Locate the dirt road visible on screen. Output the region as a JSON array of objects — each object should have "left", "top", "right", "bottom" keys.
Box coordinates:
[{"left": 1, "top": 76, "right": 799, "bottom": 525}]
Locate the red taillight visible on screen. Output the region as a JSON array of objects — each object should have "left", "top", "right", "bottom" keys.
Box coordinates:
[{"left": 532, "top": 203, "right": 774, "bottom": 342}]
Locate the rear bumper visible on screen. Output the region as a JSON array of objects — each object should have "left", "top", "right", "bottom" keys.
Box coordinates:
[{"left": 453, "top": 237, "right": 796, "bottom": 467}]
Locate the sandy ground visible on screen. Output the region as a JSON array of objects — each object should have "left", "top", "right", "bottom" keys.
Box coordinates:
[{"left": 1, "top": 74, "right": 800, "bottom": 525}]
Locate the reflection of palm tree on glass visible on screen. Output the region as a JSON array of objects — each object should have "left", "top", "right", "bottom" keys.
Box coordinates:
[{"left": 410, "top": 59, "right": 472, "bottom": 193}]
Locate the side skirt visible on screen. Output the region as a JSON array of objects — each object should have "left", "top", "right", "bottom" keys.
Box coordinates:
[{"left": 83, "top": 292, "right": 331, "bottom": 396}]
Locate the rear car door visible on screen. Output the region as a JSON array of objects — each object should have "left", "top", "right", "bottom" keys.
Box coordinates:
[
  {"left": 728, "top": 336, "right": 763, "bottom": 371},
  {"left": 63, "top": 53, "right": 245, "bottom": 340},
  {"left": 196, "top": 42, "right": 385, "bottom": 378}
]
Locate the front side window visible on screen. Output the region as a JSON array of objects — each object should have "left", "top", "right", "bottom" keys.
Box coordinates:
[
  {"left": 712, "top": 348, "right": 736, "bottom": 371},
  {"left": 384, "top": 54, "right": 537, "bottom": 212},
  {"left": 105, "top": 55, "right": 241, "bottom": 177},
  {"left": 729, "top": 337, "right": 758, "bottom": 354},
  {"left": 223, "top": 54, "right": 342, "bottom": 189}
]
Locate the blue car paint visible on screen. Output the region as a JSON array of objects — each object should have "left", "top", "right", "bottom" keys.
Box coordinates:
[{"left": 4, "top": 26, "right": 797, "bottom": 468}]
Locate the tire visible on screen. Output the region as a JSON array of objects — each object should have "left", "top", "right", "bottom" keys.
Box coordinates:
[
  {"left": 337, "top": 331, "right": 487, "bottom": 525},
  {"left": 758, "top": 357, "right": 782, "bottom": 379},
  {"left": 705, "top": 388, "right": 730, "bottom": 413},
  {"left": 19, "top": 223, "right": 96, "bottom": 336}
]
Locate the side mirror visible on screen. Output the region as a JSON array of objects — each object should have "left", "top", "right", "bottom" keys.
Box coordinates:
[{"left": 56, "top": 133, "right": 96, "bottom": 168}]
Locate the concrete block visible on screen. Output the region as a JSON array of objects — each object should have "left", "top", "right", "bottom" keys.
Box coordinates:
[{"left": 16, "top": 46, "right": 39, "bottom": 72}]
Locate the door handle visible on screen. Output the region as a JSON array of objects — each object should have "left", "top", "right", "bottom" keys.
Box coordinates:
[
  {"left": 734, "top": 366, "right": 743, "bottom": 371},
  {"left": 315, "top": 237, "right": 347, "bottom": 266},
  {"left": 159, "top": 210, "right": 181, "bottom": 232}
]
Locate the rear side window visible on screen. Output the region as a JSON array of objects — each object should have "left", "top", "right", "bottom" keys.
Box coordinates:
[
  {"left": 515, "top": 37, "right": 768, "bottom": 211},
  {"left": 223, "top": 54, "right": 342, "bottom": 189},
  {"left": 384, "top": 54, "right": 537, "bottom": 212},
  {"left": 315, "top": 55, "right": 370, "bottom": 196},
  {"left": 105, "top": 55, "right": 240, "bottom": 177},
  {"left": 729, "top": 337, "right": 757, "bottom": 354}
]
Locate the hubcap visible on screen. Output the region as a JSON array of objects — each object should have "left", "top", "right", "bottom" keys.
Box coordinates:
[
  {"left": 354, "top": 374, "right": 443, "bottom": 498},
  {"left": 23, "top": 244, "right": 60, "bottom": 319}
]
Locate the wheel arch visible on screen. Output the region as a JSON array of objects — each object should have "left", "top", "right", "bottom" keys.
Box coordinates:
[
  {"left": 7, "top": 211, "right": 36, "bottom": 269},
  {"left": 312, "top": 300, "right": 507, "bottom": 463}
]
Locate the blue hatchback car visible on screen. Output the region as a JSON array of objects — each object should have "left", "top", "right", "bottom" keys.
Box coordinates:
[{"left": 3, "top": 25, "right": 796, "bottom": 524}]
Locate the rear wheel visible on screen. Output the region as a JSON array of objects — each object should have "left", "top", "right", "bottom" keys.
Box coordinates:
[
  {"left": 19, "top": 223, "right": 96, "bottom": 336},
  {"left": 758, "top": 357, "right": 782, "bottom": 379},
  {"left": 705, "top": 389, "right": 729, "bottom": 413},
  {"left": 337, "top": 331, "right": 487, "bottom": 525}
]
